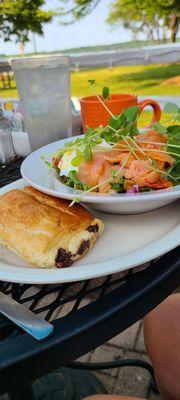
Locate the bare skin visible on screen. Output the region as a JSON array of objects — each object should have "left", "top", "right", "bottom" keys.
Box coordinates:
[
  {"left": 144, "top": 294, "right": 180, "bottom": 400},
  {"left": 83, "top": 294, "right": 180, "bottom": 400}
]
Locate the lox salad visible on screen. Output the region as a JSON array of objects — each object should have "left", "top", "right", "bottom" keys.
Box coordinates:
[{"left": 44, "top": 103, "right": 180, "bottom": 202}]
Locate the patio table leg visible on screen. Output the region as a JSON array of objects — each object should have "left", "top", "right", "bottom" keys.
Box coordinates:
[{"left": 8, "top": 383, "right": 35, "bottom": 400}]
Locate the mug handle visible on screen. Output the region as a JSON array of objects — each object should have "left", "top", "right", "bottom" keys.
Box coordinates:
[{"left": 138, "top": 99, "right": 161, "bottom": 128}]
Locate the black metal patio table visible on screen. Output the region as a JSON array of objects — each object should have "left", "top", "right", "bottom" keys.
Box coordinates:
[{"left": 0, "top": 157, "right": 180, "bottom": 400}]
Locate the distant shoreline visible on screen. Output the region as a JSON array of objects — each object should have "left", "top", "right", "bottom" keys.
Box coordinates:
[{"left": 1, "top": 38, "right": 180, "bottom": 58}]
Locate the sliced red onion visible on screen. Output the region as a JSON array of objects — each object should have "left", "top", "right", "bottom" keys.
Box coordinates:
[{"left": 127, "top": 185, "right": 139, "bottom": 194}]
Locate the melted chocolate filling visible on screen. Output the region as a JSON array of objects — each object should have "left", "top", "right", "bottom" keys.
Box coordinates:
[
  {"left": 87, "top": 224, "right": 99, "bottom": 233},
  {"left": 56, "top": 237, "right": 91, "bottom": 268},
  {"left": 55, "top": 248, "right": 72, "bottom": 268},
  {"left": 78, "top": 239, "right": 90, "bottom": 255}
]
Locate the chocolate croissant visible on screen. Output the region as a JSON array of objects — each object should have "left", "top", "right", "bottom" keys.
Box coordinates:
[{"left": 0, "top": 186, "right": 104, "bottom": 268}]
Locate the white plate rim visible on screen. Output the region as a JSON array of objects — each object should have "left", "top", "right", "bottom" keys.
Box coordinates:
[
  {"left": 0, "top": 179, "right": 179, "bottom": 284},
  {"left": 20, "top": 136, "right": 180, "bottom": 204}
]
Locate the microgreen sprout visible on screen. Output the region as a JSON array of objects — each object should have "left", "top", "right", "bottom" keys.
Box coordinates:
[
  {"left": 88, "top": 79, "right": 110, "bottom": 100},
  {"left": 102, "top": 86, "right": 110, "bottom": 100},
  {"left": 88, "top": 79, "right": 114, "bottom": 118}
]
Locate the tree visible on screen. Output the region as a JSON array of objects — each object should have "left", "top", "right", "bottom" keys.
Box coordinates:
[
  {"left": 58, "top": 0, "right": 180, "bottom": 42},
  {"left": 107, "top": 0, "right": 180, "bottom": 43},
  {"left": 0, "top": 0, "right": 54, "bottom": 43},
  {"left": 57, "top": 0, "right": 100, "bottom": 24}
]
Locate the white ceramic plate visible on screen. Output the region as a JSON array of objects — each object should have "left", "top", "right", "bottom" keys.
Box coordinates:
[
  {"left": 0, "top": 179, "right": 179, "bottom": 284},
  {"left": 21, "top": 136, "right": 180, "bottom": 214}
]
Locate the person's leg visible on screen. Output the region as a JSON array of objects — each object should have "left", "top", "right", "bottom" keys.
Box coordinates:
[
  {"left": 144, "top": 293, "right": 180, "bottom": 400},
  {"left": 84, "top": 396, "right": 145, "bottom": 400}
]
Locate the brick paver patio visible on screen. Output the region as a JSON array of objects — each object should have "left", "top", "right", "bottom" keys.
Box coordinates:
[{"left": 78, "top": 321, "right": 161, "bottom": 399}]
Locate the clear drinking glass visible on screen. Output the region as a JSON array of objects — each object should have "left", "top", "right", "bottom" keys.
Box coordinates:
[{"left": 12, "top": 56, "right": 72, "bottom": 151}]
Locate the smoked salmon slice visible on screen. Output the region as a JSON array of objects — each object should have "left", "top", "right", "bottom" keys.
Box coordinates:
[
  {"left": 136, "top": 131, "right": 167, "bottom": 149},
  {"left": 124, "top": 160, "right": 160, "bottom": 187},
  {"left": 76, "top": 129, "right": 174, "bottom": 192},
  {"left": 77, "top": 153, "right": 105, "bottom": 187}
]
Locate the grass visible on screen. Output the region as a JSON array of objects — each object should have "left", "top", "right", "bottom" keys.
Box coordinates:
[
  {"left": 1, "top": 63, "right": 180, "bottom": 99},
  {"left": 0, "top": 63, "right": 179, "bottom": 127},
  {"left": 71, "top": 64, "right": 180, "bottom": 96}
]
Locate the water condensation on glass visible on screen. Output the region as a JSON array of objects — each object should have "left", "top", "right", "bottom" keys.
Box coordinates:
[{"left": 12, "top": 56, "right": 72, "bottom": 150}]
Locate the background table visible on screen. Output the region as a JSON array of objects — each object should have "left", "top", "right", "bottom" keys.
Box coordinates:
[{"left": 0, "top": 157, "right": 180, "bottom": 399}]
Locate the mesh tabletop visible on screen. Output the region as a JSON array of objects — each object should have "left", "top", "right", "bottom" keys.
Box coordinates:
[{"left": 0, "top": 157, "right": 179, "bottom": 396}]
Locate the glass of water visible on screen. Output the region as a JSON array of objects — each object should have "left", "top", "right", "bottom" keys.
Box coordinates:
[{"left": 12, "top": 56, "right": 72, "bottom": 151}]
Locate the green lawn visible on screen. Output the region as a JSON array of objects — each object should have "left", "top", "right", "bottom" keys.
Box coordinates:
[
  {"left": 71, "top": 64, "right": 180, "bottom": 96},
  {"left": 1, "top": 63, "right": 180, "bottom": 99},
  {"left": 0, "top": 63, "right": 179, "bottom": 128}
]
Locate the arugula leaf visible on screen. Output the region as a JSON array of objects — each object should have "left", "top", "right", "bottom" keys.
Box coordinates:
[
  {"left": 164, "top": 102, "right": 179, "bottom": 114},
  {"left": 168, "top": 160, "right": 180, "bottom": 182},
  {"left": 102, "top": 86, "right": 110, "bottom": 100},
  {"left": 110, "top": 173, "right": 125, "bottom": 193},
  {"left": 110, "top": 181, "right": 124, "bottom": 193},
  {"left": 167, "top": 125, "right": 180, "bottom": 160},
  {"left": 167, "top": 125, "right": 180, "bottom": 137}
]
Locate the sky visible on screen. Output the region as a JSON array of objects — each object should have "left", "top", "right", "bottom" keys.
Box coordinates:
[{"left": 0, "top": 0, "right": 144, "bottom": 55}]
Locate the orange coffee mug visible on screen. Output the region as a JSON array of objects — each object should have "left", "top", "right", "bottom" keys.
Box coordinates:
[{"left": 80, "top": 94, "right": 161, "bottom": 132}]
